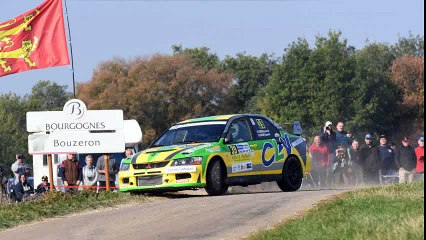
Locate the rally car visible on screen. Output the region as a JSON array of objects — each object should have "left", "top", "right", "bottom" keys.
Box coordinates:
[{"left": 119, "top": 114, "right": 311, "bottom": 196}]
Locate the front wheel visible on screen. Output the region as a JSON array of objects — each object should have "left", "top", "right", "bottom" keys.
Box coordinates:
[
  {"left": 277, "top": 156, "right": 303, "bottom": 192},
  {"left": 205, "top": 159, "right": 228, "bottom": 196}
]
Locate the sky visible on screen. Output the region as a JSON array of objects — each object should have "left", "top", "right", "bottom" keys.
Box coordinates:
[{"left": 0, "top": 0, "right": 424, "bottom": 96}]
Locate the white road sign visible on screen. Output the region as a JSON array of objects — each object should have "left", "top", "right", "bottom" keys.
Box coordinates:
[
  {"left": 27, "top": 99, "right": 123, "bottom": 132},
  {"left": 28, "top": 132, "right": 125, "bottom": 155}
]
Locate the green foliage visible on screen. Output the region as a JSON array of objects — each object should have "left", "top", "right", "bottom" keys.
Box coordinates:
[
  {"left": 28, "top": 80, "right": 72, "bottom": 111},
  {"left": 392, "top": 33, "right": 424, "bottom": 57},
  {"left": 0, "top": 81, "right": 72, "bottom": 176},
  {"left": 172, "top": 45, "right": 221, "bottom": 70},
  {"left": 351, "top": 43, "right": 402, "bottom": 136},
  {"left": 223, "top": 53, "right": 278, "bottom": 112},
  {"left": 250, "top": 181, "right": 424, "bottom": 240},
  {"left": 258, "top": 32, "right": 357, "bottom": 135}
]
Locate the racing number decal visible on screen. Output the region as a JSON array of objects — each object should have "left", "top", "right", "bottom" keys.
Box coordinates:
[
  {"left": 228, "top": 145, "right": 239, "bottom": 155},
  {"left": 262, "top": 142, "right": 276, "bottom": 167},
  {"left": 256, "top": 119, "right": 266, "bottom": 129}
]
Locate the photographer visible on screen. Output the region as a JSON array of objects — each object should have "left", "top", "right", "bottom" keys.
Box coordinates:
[
  {"left": 319, "top": 121, "right": 337, "bottom": 156},
  {"left": 11, "top": 153, "right": 30, "bottom": 185},
  {"left": 333, "top": 145, "right": 350, "bottom": 186}
]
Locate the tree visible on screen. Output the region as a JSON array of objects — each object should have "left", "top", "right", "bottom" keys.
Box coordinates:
[
  {"left": 391, "top": 56, "right": 424, "bottom": 130},
  {"left": 28, "top": 80, "right": 72, "bottom": 111},
  {"left": 223, "top": 53, "right": 277, "bottom": 112},
  {"left": 0, "top": 94, "right": 29, "bottom": 175},
  {"left": 172, "top": 45, "right": 221, "bottom": 70},
  {"left": 77, "top": 54, "right": 233, "bottom": 146},
  {"left": 392, "top": 33, "right": 424, "bottom": 57},
  {"left": 258, "top": 32, "right": 356, "bottom": 135},
  {"left": 351, "top": 43, "right": 402, "bottom": 137}
]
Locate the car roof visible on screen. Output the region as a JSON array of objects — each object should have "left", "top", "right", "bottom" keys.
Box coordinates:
[{"left": 177, "top": 114, "right": 273, "bottom": 124}]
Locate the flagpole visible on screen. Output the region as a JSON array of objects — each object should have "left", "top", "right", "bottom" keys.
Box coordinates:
[{"left": 64, "top": 0, "right": 76, "bottom": 98}]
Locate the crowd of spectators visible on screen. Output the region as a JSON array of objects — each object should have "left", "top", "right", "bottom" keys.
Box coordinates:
[
  {"left": 6, "top": 150, "right": 133, "bottom": 202},
  {"left": 308, "top": 121, "right": 424, "bottom": 188}
]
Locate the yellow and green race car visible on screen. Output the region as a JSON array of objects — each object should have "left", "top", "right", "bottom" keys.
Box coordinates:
[{"left": 119, "top": 114, "right": 311, "bottom": 196}]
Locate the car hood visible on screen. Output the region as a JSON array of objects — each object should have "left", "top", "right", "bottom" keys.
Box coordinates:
[{"left": 131, "top": 143, "right": 212, "bottom": 164}]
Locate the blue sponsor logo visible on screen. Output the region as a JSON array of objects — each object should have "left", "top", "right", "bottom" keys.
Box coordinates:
[
  {"left": 262, "top": 142, "right": 276, "bottom": 167},
  {"left": 277, "top": 134, "right": 292, "bottom": 156}
]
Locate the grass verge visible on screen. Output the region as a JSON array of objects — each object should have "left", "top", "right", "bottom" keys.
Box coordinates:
[
  {"left": 0, "top": 191, "right": 150, "bottom": 231},
  {"left": 250, "top": 181, "right": 424, "bottom": 240}
]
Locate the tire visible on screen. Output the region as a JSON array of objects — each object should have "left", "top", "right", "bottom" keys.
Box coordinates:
[
  {"left": 205, "top": 159, "right": 228, "bottom": 196},
  {"left": 277, "top": 156, "right": 303, "bottom": 192}
]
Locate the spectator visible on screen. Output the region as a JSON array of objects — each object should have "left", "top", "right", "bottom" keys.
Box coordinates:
[
  {"left": 378, "top": 135, "right": 397, "bottom": 183},
  {"left": 23, "top": 166, "right": 32, "bottom": 178},
  {"left": 333, "top": 145, "right": 349, "bottom": 185},
  {"left": 320, "top": 121, "right": 337, "bottom": 155},
  {"left": 36, "top": 175, "right": 52, "bottom": 195},
  {"left": 59, "top": 154, "right": 82, "bottom": 193},
  {"left": 82, "top": 155, "right": 98, "bottom": 190},
  {"left": 97, "top": 154, "right": 119, "bottom": 191},
  {"left": 395, "top": 137, "right": 417, "bottom": 184},
  {"left": 347, "top": 140, "right": 363, "bottom": 185},
  {"left": 346, "top": 131, "right": 354, "bottom": 146},
  {"left": 11, "top": 153, "right": 30, "bottom": 185},
  {"left": 415, "top": 136, "right": 424, "bottom": 180},
  {"left": 121, "top": 149, "right": 134, "bottom": 167},
  {"left": 335, "top": 122, "right": 350, "bottom": 148},
  {"left": 360, "top": 134, "right": 380, "bottom": 185},
  {"left": 15, "top": 174, "right": 33, "bottom": 202},
  {"left": 309, "top": 136, "right": 330, "bottom": 188}
]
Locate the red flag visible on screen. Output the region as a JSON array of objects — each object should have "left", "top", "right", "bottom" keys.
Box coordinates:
[{"left": 0, "top": 0, "right": 70, "bottom": 77}]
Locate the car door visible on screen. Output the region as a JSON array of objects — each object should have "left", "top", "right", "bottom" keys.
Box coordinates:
[
  {"left": 248, "top": 117, "right": 284, "bottom": 174},
  {"left": 224, "top": 118, "right": 256, "bottom": 176}
]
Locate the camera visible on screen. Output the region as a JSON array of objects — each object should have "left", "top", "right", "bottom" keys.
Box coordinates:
[{"left": 326, "top": 127, "right": 331, "bottom": 131}]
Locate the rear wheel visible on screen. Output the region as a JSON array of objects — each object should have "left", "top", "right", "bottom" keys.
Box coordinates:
[
  {"left": 205, "top": 159, "right": 228, "bottom": 196},
  {"left": 277, "top": 156, "right": 303, "bottom": 192}
]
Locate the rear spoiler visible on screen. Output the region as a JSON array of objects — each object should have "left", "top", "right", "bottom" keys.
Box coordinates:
[{"left": 281, "top": 121, "right": 303, "bottom": 136}]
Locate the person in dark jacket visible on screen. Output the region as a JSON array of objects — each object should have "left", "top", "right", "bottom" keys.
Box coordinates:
[
  {"left": 360, "top": 134, "right": 380, "bottom": 185},
  {"left": 36, "top": 175, "right": 52, "bottom": 195},
  {"left": 59, "top": 154, "right": 82, "bottom": 193},
  {"left": 347, "top": 140, "right": 363, "bottom": 185},
  {"left": 319, "top": 121, "right": 337, "bottom": 155},
  {"left": 378, "top": 135, "right": 397, "bottom": 182},
  {"left": 15, "top": 174, "right": 34, "bottom": 202},
  {"left": 396, "top": 137, "right": 417, "bottom": 183}
]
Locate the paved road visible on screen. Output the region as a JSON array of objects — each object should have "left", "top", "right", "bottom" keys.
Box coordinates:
[{"left": 0, "top": 184, "right": 348, "bottom": 240}]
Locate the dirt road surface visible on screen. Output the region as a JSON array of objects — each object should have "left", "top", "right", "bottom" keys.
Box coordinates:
[{"left": 0, "top": 184, "right": 349, "bottom": 240}]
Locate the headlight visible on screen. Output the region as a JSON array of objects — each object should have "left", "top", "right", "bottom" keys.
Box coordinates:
[
  {"left": 172, "top": 157, "right": 203, "bottom": 166},
  {"left": 120, "top": 163, "right": 130, "bottom": 171}
]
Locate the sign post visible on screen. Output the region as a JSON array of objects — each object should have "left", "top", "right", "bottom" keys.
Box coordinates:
[
  {"left": 48, "top": 155, "right": 54, "bottom": 191},
  {"left": 27, "top": 99, "right": 125, "bottom": 193},
  {"left": 104, "top": 154, "right": 110, "bottom": 191}
]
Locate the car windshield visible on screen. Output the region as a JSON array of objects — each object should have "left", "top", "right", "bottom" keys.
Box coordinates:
[{"left": 152, "top": 121, "right": 227, "bottom": 147}]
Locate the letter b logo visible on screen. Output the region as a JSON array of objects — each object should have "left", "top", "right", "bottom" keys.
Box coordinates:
[{"left": 64, "top": 99, "right": 87, "bottom": 120}]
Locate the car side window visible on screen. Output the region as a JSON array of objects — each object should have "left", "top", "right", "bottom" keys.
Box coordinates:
[
  {"left": 250, "top": 117, "right": 279, "bottom": 140},
  {"left": 227, "top": 119, "right": 253, "bottom": 143}
]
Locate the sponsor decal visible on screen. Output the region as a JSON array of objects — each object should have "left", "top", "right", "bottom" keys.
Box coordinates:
[
  {"left": 256, "top": 119, "right": 266, "bottom": 129},
  {"left": 232, "top": 162, "right": 253, "bottom": 173},
  {"left": 182, "top": 144, "right": 211, "bottom": 154},
  {"left": 176, "top": 179, "right": 190, "bottom": 183},
  {"left": 262, "top": 142, "right": 276, "bottom": 167},
  {"left": 165, "top": 165, "right": 197, "bottom": 174},
  {"left": 228, "top": 143, "right": 253, "bottom": 155},
  {"left": 250, "top": 118, "right": 256, "bottom": 126},
  {"left": 231, "top": 153, "right": 253, "bottom": 162},
  {"left": 278, "top": 134, "right": 292, "bottom": 155},
  {"left": 291, "top": 138, "right": 305, "bottom": 148},
  {"left": 207, "top": 145, "right": 221, "bottom": 153}
]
